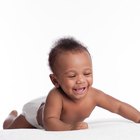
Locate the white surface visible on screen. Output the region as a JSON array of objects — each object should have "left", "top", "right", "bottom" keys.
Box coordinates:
[
  {"left": 1, "top": 120, "right": 140, "bottom": 140},
  {"left": 1, "top": 0, "right": 140, "bottom": 129}
]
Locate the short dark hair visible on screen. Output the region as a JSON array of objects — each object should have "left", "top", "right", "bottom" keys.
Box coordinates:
[{"left": 48, "top": 37, "right": 90, "bottom": 73}]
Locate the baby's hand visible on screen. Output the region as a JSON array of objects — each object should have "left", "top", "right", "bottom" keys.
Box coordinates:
[{"left": 72, "top": 122, "right": 88, "bottom": 130}]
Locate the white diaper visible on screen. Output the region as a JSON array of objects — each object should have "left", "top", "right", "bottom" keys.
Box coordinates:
[{"left": 22, "top": 96, "right": 46, "bottom": 129}]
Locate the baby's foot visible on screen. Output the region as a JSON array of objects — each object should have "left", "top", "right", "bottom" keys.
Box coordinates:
[
  {"left": 3, "top": 110, "right": 18, "bottom": 129},
  {"left": 9, "top": 110, "right": 18, "bottom": 117}
]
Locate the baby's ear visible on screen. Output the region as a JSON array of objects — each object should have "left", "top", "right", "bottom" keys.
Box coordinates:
[{"left": 49, "top": 74, "right": 59, "bottom": 88}]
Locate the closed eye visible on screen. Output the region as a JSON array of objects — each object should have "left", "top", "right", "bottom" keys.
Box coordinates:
[
  {"left": 84, "top": 73, "right": 92, "bottom": 76},
  {"left": 68, "top": 75, "right": 76, "bottom": 78}
]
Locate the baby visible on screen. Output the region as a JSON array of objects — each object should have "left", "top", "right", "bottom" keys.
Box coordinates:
[{"left": 3, "top": 37, "right": 140, "bottom": 131}]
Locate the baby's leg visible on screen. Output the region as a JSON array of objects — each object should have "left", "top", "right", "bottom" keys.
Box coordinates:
[{"left": 3, "top": 110, "right": 35, "bottom": 129}]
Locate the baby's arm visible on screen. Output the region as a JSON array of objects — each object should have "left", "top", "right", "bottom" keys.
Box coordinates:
[
  {"left": 95, "top": 89, "right": 140, "bottom": 123},
  {"left": 42, "top": 90, "right": 88, "bottom": 131}
]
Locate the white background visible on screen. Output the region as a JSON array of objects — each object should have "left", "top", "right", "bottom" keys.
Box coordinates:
[{"left": 0, "top": 0, "right": 140, "bottom": 129}]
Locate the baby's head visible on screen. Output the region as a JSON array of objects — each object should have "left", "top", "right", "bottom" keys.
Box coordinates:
[
  {"left": 49, "top": 37, "right": 91, "bottom": 74},
  {"left": 48, "top": 37, "right": 93, "bottom": 99}
]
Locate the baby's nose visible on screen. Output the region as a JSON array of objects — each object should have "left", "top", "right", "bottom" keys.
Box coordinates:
[{"left": 76, "top": 75, "right": 85, "bottom": 84}]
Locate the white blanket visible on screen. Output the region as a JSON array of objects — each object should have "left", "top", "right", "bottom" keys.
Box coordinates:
[{"left": 0, "top": 119, "right": 140, "bottom": 140}]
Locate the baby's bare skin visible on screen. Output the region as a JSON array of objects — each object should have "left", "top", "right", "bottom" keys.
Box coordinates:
[
  {"left": 37, "top": 87, "right": 96, "bottom": 130},
  {"left": 37, "top": 86, "right": 140, "bottom": 131}
]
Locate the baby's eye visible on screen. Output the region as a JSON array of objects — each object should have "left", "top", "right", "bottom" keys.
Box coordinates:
[
  {"left": 68, "top": 75, "right": 76, "bottom": 78},
  {"left": 84, "top": 73, "right": 92, "bottom": 76}
]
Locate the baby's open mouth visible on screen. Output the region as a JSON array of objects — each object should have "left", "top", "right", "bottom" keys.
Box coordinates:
[{"left": 73, "top": 87, "right": 86, "bottom": 94}]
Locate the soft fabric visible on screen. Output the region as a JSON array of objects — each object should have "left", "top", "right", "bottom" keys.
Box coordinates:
[
  {"left": 22, "top": 96, "right": 46, "bottom": 129},
  {"left": 1, "top": 119, "right": 140, "bottom": 140}
]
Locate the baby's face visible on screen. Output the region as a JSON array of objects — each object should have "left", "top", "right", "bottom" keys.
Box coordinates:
[{"left": 54, "top": 51, "right": 93, "bottom": 101}]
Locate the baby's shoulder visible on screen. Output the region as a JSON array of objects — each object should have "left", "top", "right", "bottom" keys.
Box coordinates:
[
  {"left": 46, "top": 88, "right": 63, "bottom": 100},
  {"left": 89, "top": 87, "right": 105, "bottom": 97},
  {"left": 43, "top": 88, "right": 64, "bottom": 109}
]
